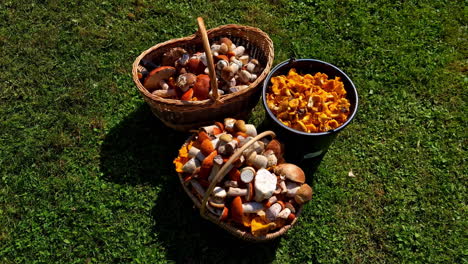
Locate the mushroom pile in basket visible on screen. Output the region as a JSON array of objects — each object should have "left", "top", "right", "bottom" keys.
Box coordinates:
[
  {"left": 138, "top": 37, "right": 264, "bottom": 101},
  {"left": 174, "top": 118, "right": 313, "bottom": 237}
]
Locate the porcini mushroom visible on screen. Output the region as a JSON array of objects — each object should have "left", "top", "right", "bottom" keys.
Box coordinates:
[
  {"left": 162, "top": 47, "right": 187, "bottom": 66},
  {"left": 294, "top": 183, "right": 313, "bottom": 204},
  {"left": 274, "top": 163, "right": 306, "bottom": 184},
  {"left": 143, "top": 66, "right": 176, "bottom": 92},
  {"left": 266, "top": 139, "right": 284, "bottom": 158},
  {"left": 176, "top": 73, "right": 197, "bottom": 92},
  {"left": 286, "top": 182, "right": 301, "bottom": 197}
]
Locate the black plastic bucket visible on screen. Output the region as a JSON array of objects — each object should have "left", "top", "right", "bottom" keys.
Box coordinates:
[{"left": 261, "top": 58, "right": 359, "bottom": 171}]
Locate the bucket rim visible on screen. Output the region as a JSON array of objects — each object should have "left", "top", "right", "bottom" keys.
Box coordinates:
[{"left": 262, "top": 58, "right": 359, "bottom": 137}]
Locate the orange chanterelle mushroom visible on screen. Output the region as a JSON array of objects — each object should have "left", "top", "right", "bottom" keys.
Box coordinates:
[{"left": 266, "top": 68, "right": 351, "bottom": 133}]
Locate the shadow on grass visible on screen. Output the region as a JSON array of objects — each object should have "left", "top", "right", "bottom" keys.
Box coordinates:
[{"left": 100, "top": 104, "right": 280, "bottom": 263}]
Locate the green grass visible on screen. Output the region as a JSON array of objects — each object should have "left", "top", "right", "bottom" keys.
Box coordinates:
[{"left": 1, "top": 0, "right": 466, "bottom": 263}]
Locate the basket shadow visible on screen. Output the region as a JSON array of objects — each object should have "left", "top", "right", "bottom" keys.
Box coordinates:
[
  {"left": 100, "top": 104, "right": 281, "bottom": 263},
  {"left": 99, "top": 103, "right": 188, "bottom": 186},
  {"left": 151, "top": 182, "right": 281, "bottom": 264}
]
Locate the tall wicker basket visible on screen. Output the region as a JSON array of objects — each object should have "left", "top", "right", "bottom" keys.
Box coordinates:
[
  {"left": 132, "top": 18, "right": 274, "bottom": 131},
  {"left": 178, "top": 131, "right": 303, "bottom": 242}
]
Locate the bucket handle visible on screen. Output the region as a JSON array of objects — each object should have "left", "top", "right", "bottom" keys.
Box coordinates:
[
  {"left": 197, "top": 17, "right": 220, "bottom": 103},
  {"left": 200, "top": 130, "right": 276, "bottom": 216}
]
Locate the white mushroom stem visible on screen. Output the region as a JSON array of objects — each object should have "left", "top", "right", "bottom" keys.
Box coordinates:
[
  {"left": 200, "top": 53, "right": 207, "bottom": 66},
  {"left": 252, "top": 155, "right": 268, "bottom": 170},
  {"left": 209, "top": 89, "right": 224, "bottom": 96},
  {"left": 250, "top": 74, "right": 258, "bottom": 82},
  {"left": 239, "top": 55, "right": 249, "bottom": 65},
  {"left": 211, "top": 138, "right": 220, "bottom": 149},
  {"left": 238, "top": 70, "right": 251, "bottom": 84},
  {"left": 159, "top": 80, "right": 169, "bottom": 90},
  {"left": 212, "top": 186, "right": 227, "bottom": 199},
  {"left": 224, "top": 140, "right": 237, "bottom": 154},
  {"left": 240, "top": 166, "right": 255, "bottom": 183},
  {"left": 201, "top": 125, "right": 218, "bottom": 135},
  {"left": 278, "top": 208, "right": 292, "bottom": 219},
  {"left": 233, "top": 46, "right": 245, "bottom": 56},
  {"left": 242, "top": 202, "right": 264, "bottom": 213},
  {"left": 188, "top": 146, "right": 205, "bottom": 162},
  {"left": 254, "top": 169, "right": 277, "bottom": 202},
  {"left": 238, "top": 136, "right": 253, "bottom": 148},
  {"left": 211, "top": 44, "right": 221, "bottom": 52},
  {"left": 266, "top": 196, "right": 278, "bottom": 207},
  {"left": 255, "top": 141, "right": 266, "bottom": 154},
  {"left": 228, "top": 77, "right": 236, "bottom": 87},
  {"left": 224, "top": 180, "right": 238, "bottom": 188},
  {"left": 246, "top": 62, "right": 256, "bottom": 73},
  {"left": 286, "top": 182, "right": 301, "bottom": 197},
  {"left": 245, "top": 124, "right": 257, "bottom": 137},
  {"left": 182, "top": 158, "right": 200, "bottom": 174},
  {"left": 245, "top": 150, "right": 257, "bottom": 166},
  {"left": 266, "top": 203, "right": 282, "bottom": 222},
  {"left": 208, "top": 155, "right": 224, "bottom": 182},
  {"left": 280, "top": 181, "right": 288, "bottom": 194},
  {"left": 227, "top": 187, "right": 248, "bottom": 196}
]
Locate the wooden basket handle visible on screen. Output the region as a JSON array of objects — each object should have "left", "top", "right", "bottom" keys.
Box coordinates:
[
  {"left": 200, "top": 130, "right": 276, "bottom": 216},
  {"left": 197, "top": 17, "right": 219, "bottom": 102}
]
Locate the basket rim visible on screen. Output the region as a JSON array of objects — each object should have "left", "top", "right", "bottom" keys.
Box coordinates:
[
  {"left": 177, "top": 133, "right": 303, "bottom": 242},
  {"left": 132, "top": 24, "right": 274, "bottom": 107}
]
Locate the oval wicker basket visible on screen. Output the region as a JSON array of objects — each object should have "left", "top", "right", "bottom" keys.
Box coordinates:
[
  {"left": 178, "top": 131, "right": 302, "bottom": 242},
  {"left": 132, "top": 18, "right": 274, "bottom": 131}
]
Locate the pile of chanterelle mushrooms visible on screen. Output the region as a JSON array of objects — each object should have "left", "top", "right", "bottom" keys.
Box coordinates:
[
  {"left": 174, "top": 118, "right": 313, "bottom": 237},
  {"left": 138, "top": 37, "right": 263, "bottom": 101}
]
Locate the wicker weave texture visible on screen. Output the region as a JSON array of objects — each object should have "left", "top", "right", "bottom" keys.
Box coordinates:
[
  {"left": 178, "top": 131, "right": 302, "bottom": 242},
  {"left": 132, "top": 24, "right": 274, "bottom": 131}
]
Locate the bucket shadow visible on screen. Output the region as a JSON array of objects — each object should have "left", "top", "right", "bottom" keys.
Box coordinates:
[
  {"left": 100, "top": 104, "right": 280, "bottom": 263},
  {"left": 257, "top": 118, "right": 325, "bottom": 186}
]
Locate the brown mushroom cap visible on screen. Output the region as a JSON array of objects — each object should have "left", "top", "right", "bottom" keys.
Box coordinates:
[
  {"left": 230, "top": 196, "right": 243, "bottom": 224},
  {"left": 274, "top": 163, "right": 306, "bottom": 183},
  {"left": 162, "top": 47, "right": 187, "bottom": 66},
  {"left": 143, "top": 66, "right": 176, "bottom": 92},
  {"left": 294, "top": 184, "right": 313, "bottom": 204},
  {"left": 265, "top": 139, "right": 284, "bottom": 157}
]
